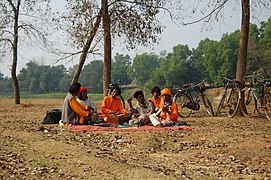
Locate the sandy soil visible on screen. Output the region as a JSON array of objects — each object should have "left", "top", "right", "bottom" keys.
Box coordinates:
[{"left": 0, "top": 97, "right": 271, "bottom": 179}]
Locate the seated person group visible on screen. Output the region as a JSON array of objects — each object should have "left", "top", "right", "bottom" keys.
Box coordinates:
[{"left": 61, "top": 83, "right": 179, "bottom": 127}]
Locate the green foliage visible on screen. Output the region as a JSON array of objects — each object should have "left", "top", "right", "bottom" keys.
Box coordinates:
[
  {"left": 18, "top": 92, "right": 104, "bottom": 101},
  {"left": 2, "top": 18, "right": 271, "bottom": 97},
  {"left": 0, "top": 72, "right": 13, "bottom": 96},
  {"left": 129, "top": 53, "right": 160, "bottom": 86},
  {"left": 79, "top": 60, "right": 104, "bottom": 93},
  {"left": 112, "top": 53, "right": 132, "bottom": 84},
  {"left": 152, "top": 44, "right": 195, "bottom": 88},
  {"left": 18, "top": 61, "right": 67, "bottom": 94}
]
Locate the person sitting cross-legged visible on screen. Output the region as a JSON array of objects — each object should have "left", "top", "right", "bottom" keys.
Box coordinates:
[
  {"left": 149, "top": 88, "right": 179, "bottom": 127},
  {"left": 77, "top": 86, "right": 97, "bottom": 111},
  {"left": 101, "top": 86, "right": 130, "bottom": 123},
  {"left": 77, "top": 86, "right": 101, "bottom": 122},
  {"left": 61, "top": 83, "right": 96, "bottom": 125},
  {"left": 158, "top": 88, "right": 179, "bottom": 126},
  {"left": 127, "top": 90, "right": 155, "bottom": 127}
]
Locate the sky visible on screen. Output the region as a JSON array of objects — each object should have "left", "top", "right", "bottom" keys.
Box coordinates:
[{"left": 1, "top": 1, "right": 271, "bottom": 77}]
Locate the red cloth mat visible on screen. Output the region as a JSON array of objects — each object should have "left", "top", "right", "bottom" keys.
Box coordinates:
[{"left": 71, "top": 125, "right": 192, "bottom": 132}]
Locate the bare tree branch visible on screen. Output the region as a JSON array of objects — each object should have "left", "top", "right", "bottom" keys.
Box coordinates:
[{"left": 182, "top": 0, "right": 230, "bottom": 26}]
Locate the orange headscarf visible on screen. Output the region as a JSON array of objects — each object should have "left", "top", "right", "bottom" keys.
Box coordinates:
[
  {"left": 160, "top": 88, "right": 172, "bottom": 108},
  {"left": 161, "top": 88, "right": 172, "bottom": 96}
]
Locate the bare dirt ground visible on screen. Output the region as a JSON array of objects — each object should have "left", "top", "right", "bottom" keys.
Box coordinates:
[{"left": 0, "top": 97, "right": 271, "bottom": 179}]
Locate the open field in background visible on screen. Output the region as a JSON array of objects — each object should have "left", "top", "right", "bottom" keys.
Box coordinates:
[
  {"left": 0, "top": 85, "right": 264, "bottom": 118},
  {"left": 0, "top": 86, "right": 271, "bottom": 179}
]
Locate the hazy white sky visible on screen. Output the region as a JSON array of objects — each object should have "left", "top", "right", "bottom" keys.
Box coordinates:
[{"left": 1, "top": 1, "right": 271, "bottom": 77}]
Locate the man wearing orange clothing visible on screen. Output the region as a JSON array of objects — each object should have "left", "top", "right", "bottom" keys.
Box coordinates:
[
  {"left": 62, "top": 83, "right": 95, "bottom": 125},
  {"left": 148, "top": 86, "right": 161, "bottom": 111},
  {"left": 158, "top": 88, "right": 179, "bottom": 125},
  {"left": 102, "top": 86, "right": 129, "bottom": 121}
]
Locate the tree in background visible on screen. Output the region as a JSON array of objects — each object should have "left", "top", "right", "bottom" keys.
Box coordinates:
[
  {"left": 258, "top": 18, "right": 271, "bottom": 76},
  {"left": 59, "top": 66, "right": 77, "bottom": 92},
  {"left": 111, "top": 53, "right": 132, "bottom": 85},
  {"left": 129, "top": 53, "right": 160, "bottom": 87},
  {"left": 193, "top": 39, "right": 220, "bottom": 83},
  {"left": 0, "top": 0, "right": 52, "bottom": 104},
  {"left": 0, "top": 72, "right": 13, "bottom": 95},
  {"left": 18, "top": 61, "right": 66, "bottom": 93},
  {"left": 61, "top": 0, "right": 172, "bottom": 96},
  {"left": 146, "top": 44, "right": 195, "bottom": 90},
  {"left": 79, "top": 60, "right": 104, "bottom": 93},
  {"left": 246, "top": 23, "right": 261, "bottom": 74},
  {"left": 217, "top": 31, "right": 240, "bottom": 82},
  {"left": 2, "top": 17, "right": 271, "bottom": 96}
]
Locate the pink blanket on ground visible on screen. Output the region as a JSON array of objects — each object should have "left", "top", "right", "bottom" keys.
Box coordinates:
[{"left": 71, "top": 125, "right": 192, "bottom": 132}]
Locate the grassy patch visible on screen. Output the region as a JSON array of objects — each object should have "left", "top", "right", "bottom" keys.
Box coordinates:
[{"left": 1, "top": 93, "right": 105, "bottom": 101}]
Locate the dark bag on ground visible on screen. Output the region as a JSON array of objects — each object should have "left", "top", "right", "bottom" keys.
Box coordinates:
[{"left": 42, "top": 109, "right": 62, "bottom": 124}]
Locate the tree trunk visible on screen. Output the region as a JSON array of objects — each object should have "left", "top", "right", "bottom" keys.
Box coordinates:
[
  {"left": 11, "top": 0, "right": 21, "bottom": 104},
  {"left": 71, "top": 10, "right": 102, "bottom": 84},
  {"left": 236, "top": 0, "right": 250, "bottom": 113},
  {"left": 102, "top": 0, "right": 111, "bottom": 96}
]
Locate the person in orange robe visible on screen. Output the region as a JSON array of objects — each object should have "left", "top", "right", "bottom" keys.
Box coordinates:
[
  {"left": 148, "top": 86, "right": 161, "bottom": 111},
  {"left": 101, "top": 86, "right": 129, "bottom": 121},
  {"left": 158, "top": 88, "right": 179, "bottom": 125},
  {"left": 62, "top": 83, "right": 95, "bottom": 125}
]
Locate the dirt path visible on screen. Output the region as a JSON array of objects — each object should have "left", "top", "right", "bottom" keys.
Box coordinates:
[{"left": 0, "top": 98, "right": 271, "bottom": 179}]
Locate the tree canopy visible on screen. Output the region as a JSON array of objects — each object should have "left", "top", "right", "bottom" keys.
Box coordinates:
[{"left": 1, "top": 18, "right": 271, "bottom": 95}]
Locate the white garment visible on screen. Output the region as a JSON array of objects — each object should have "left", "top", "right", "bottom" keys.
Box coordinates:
[
  {"left": 149, "top": 114, "right": 161, "bottom": 127},
  {"left": 77, "top": 98, "right": 97, "bottom": 111}
]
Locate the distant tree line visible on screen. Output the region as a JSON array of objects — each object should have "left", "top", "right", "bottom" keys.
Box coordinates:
[{"left": 1, "top": 19, "right": 271, "bottom": 95}]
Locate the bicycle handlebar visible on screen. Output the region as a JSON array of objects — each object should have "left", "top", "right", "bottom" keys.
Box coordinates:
[
  {"left": 193, "top": 79, "right": 205, "bottom": 88},
  {"left": 182, "top": 79, "right": 206, "bottom": 90},
  {"left": 243, "top": 72, "right": 263, "bottom": 80},
  {"left": 256, "top": 77, "right": 271, "bottom": 86},
  {"left": 108, "top": 79, "right": 123, "bottom": 88},
  {"left": 223, "top": 77, "right": 233, "bottom": 82},
  {"left": 223, "top": 77, "right": 241, "bottom": 84}
]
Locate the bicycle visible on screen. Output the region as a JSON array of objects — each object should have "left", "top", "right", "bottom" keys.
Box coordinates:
[
  {"left": 241, "top": 72, "right": 271, "bottom": 119},
  {"left": 173, "top": 80, "right": 214, "bottom": 118},
  {"left": 107, "top": 79, "right": 125, "bottom": 108},
  {"left": 215, "top": 77, "right": 242, "bottom": 118}
]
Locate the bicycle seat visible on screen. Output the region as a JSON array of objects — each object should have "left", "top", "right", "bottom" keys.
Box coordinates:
[{"left": 182, "top": 83, "right": 192, "bottom": 89}]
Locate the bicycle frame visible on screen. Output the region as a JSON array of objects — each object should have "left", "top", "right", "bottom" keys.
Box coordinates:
[
  {"left": 179, "top": 80, "right": 206, "bottom": 111},
  {"left": 224, "top": 78, "right": 240, "bottom": 103},
  {"left": 242, "top": 73, "right": 262, "bottom": 117},
  {"left": 256, "top": 77, "right": 271, "bottom": 108},
  {"left": 242, "top": 73, "right": 271, "bottom": 119},
  {"left": 173, "top": 80, "right": 214, "bottom": 117},
  {"left": 215, "top": 77, "right": 241, "bottom": 117}
]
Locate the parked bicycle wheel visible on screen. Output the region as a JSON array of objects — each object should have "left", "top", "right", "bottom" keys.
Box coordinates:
[
  {"left": 256, "top": 97, "right": 267, "bottom": 118},
  {"left": 227, "top": 88, "right": 241, "bottom": 118},
  {"left": 264, "top": 91, "right": 271, "bottom": 120},
  {"left": 215, "top": 94, "right": 226, "bottom": 116},
  {"left": 241, "top": 87, "right": 259, "bottom": 117},
  {"left": 173, "top": 92, "right": 193, "bottom": 118},
  {"left": 201, "top": 94, "right": 214, "bottom": 116}
]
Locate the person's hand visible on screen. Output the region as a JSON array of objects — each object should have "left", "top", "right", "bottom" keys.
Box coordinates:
[
  {"left": 162, "top": 107, "right": 168, "bottom": 112},
  {"left": 88, "top": 111, "right": 93, "bottom": 116},
  {"left": 127, "top": 98, "right": 132, "bottom": 105},
  {"left": 167, "top": 106, "right": 171, "bottom": 113}
]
